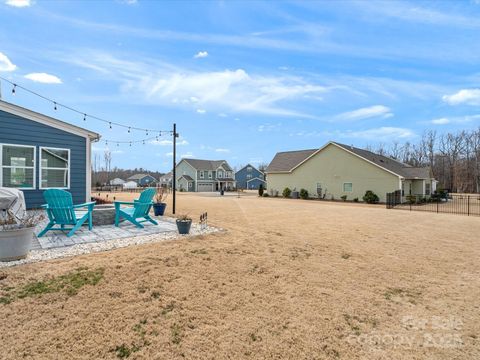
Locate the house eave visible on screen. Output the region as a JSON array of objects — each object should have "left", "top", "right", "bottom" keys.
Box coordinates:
[{"left": 0, "top": 100, "right": 100, "bottom": 141}]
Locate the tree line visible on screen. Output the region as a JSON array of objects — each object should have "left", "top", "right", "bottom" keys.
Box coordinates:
[{"left": 366, "top": 128, "right": 480, "bottom": 193}]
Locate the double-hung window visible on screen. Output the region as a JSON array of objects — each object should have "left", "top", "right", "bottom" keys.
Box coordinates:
[
  {"left": 343, "top": 182, "right": 353, "bottom": 192},
  {"left": 40, "top": 147, "right": 70, "bottom": 189},
  {"left": 0, "top": 144, "right": 36, "bottom": 189}
]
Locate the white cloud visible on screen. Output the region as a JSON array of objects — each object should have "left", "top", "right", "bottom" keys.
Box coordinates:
[
  {"left": 92, "top": 145, "right": 124, "bottom": 154},
  {"left": 194, "top": 51, "right": 208, "bottom": 59},
  {"left": 442, "top": 89, "right": 480, "bottom": 105},
  {"left": 24, "top": 72, "right": 62, "bottom": 84},
  {"left": 5, "top": 0, "right": 31, "bottom": 7},
  {"left": 344, "top": 127, "right": 415, "bottom": 140},
  {"left": 196, "top": 109, "right": 206, "bottom": 114},
  {"left": 0, "top": 52, "right": 17, "bottom": 72},
  {"left": 430, "top": 117, "right": 450, "bottom": 125},
  {"left": 180, "top": 152, "right": 194, "bottom": 158},
  {"left": 215, "top": 148, "right": 230, "bottom": 153},
  {"left": 429, "top": 115, "right": 480, "bottom": 125},
  {"left": 257, "top": 123, "right": 282, "bottom": 132},
  {"left": 335, "top": 105, "right": 393, "bottom": 121},
  {"left": 62, "top": 51, "right": 328, "bottom": 117},
  {"left": 150, "top": 139, "right": 188, "bottom": 146}
]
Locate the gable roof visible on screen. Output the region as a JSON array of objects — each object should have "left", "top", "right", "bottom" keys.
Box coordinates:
[
  {"left": 179, "top": 175, "right": 194, "bottom": 181},
  {"left": 266, "top": 149, "right": 318, "bottom": 173},
  {"left": 236, "top": 163, "right": 264, "bottom": 174},
  {"left": 182, "top": 158, "right": 232, "bottom": 171},
  {"left": 127, "top": 173, "right": 155, "bottom": 180},
  {"left": 0, "top": 100, "right": 100, "bottom": 140},
  {"left": 266, "top": 142, "right": 433, "bottom": 179}
]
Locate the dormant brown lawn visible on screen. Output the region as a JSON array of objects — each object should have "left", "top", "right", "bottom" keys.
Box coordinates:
[{"left": 0, "top": 192, "right": 479, "bottom": 359}]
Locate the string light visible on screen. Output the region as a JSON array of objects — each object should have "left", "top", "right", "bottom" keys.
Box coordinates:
[
  {"left": 0, "top": 75, "right": 172, "bottom": 135},
  {"left": 0, "top": 75, "right": 177, "bottom": 146}
]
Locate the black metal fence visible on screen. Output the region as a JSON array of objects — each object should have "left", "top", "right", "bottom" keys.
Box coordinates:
[{"left": 386, "top": 191, "right": 480, "bottom": 217}]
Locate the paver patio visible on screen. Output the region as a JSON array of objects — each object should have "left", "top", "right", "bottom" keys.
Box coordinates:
[{"left": 32, "top": 219, "right": 178, "bottom": 250}]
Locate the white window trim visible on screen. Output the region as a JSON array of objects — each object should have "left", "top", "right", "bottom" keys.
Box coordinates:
[
  {"left": 39, "top": 146, "right": 71, "bottom": 190},
  {"left": 0, "top": 143, "right": 36, "bottom": 190},
  {"left": 343, "top": 182, "right": 353, "bottom": 192}
]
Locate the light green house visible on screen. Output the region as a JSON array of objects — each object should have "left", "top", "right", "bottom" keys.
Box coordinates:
[
  {"left": 266, "top": 142, "right": 436, "bottom": 203},
  {"left": 175, "top": 158, "right": 235, "bottom": 192}
]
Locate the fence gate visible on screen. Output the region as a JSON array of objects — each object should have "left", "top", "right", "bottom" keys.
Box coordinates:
[{"left": 386, "top": 190, "right": 401, "bottom": 209}]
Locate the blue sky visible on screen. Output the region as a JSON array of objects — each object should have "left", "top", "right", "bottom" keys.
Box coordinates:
[{"left": 1, "top": 0, "right": 480, "bottom": 172}]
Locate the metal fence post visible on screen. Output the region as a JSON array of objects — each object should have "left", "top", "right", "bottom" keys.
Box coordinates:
[{"left": 468, "top": 195, "right": 470, "bottom": 216}]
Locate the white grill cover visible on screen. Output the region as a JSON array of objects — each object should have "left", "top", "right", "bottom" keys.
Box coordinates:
[{"left": 0, "top": 187, "right": 27, "bottom": 221}]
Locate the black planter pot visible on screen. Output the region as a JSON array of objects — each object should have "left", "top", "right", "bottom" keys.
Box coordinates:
[
  {"left": 176, "top": 219, "right": 192, "bottom": 234},
  {"left": 153, "top": 202, "right": 167, "bottom": 216}
]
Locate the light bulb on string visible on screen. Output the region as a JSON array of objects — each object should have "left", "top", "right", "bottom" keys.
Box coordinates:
[
  {"left": 129, "top": 142, "right": 132, "bottom": 147},
  {"left": 105, "top": 140, "right": 108, "bottom": 146},
  {"left": 53, "top": 102, "right": 57, "bottom": 111},
  {"left": 11, "top": 84, "right": 16, "bottom": 95},
  {"left": 143, "top": 140, "right": 145, "bottom": 145},
  {"left": 128, "top": 127, "right": 131, "bottom": 133},
  {"left": 146, "top": 130, "right": 149, "bottom": 136},
  {"left": 116, "top": 142, "right": 119, "bottom": 147},
  {"left": 109, "top": 122, "right": 112, "bottom": 129},
  {"left": 83, "top": 114, "right": 86, "bottom": 121}
]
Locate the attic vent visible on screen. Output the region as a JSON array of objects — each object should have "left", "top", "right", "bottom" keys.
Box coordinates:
[{"left": 379, "top": 159, "right": 384, "bottom": 163}]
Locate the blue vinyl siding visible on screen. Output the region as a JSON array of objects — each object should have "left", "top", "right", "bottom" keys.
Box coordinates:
[
  {"left": 138, "top": 175, "right": 157, "bottom": 186},
  {"left": 235, "top": 164, "right": 265, "bottom": 189},
  {"left": 0, "top": 109, "right": 86, "bottom": 208}
]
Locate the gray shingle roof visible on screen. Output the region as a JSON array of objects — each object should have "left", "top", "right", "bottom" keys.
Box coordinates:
[
  {"left": 179, "top": 175, "right": 194, "bottom": 181},
  {"left": 127, "top": 174, "right": 153, "bottom": 180},
  {"left": 265, "top": 149, "right": 318, "bottom": 173},
  {"left": 266, "top": 142, "right": 433, "bottom": 179},
  {"left": 183, "top": 159, "right": 232, "bottom": 171}
]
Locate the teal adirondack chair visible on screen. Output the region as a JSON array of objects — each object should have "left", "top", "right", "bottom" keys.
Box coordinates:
[
  {"left": 114, "top": 188, "right": 158, "bottom": 228},
  {"left": 38, "top": 189, "right": 96, "bottom": 238}
]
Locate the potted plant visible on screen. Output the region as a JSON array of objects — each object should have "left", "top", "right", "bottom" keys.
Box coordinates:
[
  {"left": 176, "top": 214, "right": 192, "bottom": 235},
  {"left": 153, "top": 188, "right": 168, "bottom": 216},
  {"left": 0, "top": 210, "right": 44, "bottom": 262}
]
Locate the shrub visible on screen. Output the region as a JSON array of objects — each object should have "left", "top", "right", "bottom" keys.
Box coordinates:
[
  {"left": 406, "top": 195, "right": 417, "bottom": 204},
  {"left": 282, "top": 187, "right": 291, "bottom": 198},
  {"left": 263, "top": 193, "right": 269, "bottom": 197},
  {"left": 363, "top": 190, "right": 379, "bottom": 204},
  {"left": 258, "top": 184, "right": 264, "bottom": 197},
  {"left": 299, "top": 189, "right": 309, "bottom": 199},
  {"left": 353, "top": 197, "right": 359, "bottom": 202},
  {"left": 341, "top": 195, "right": 347, "bottom": 201}
]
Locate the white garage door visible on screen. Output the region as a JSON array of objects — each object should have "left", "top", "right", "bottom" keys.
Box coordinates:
[{"left": 197, "top": 183, "right": 213, "bottom": 192}]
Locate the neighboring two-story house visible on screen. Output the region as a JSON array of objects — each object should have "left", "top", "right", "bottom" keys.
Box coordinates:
[
  {"left": 159, "top": 172, "right": 173, "bottom": 188},
  {"left": 235, "top": 164, "right": 266, "bottom": 190},
  {"left": 127, "top": 173, "right": 157, "bottom": 187},
  {"left": 175, "top": 159, "right": 235, "bottom": 192}
]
